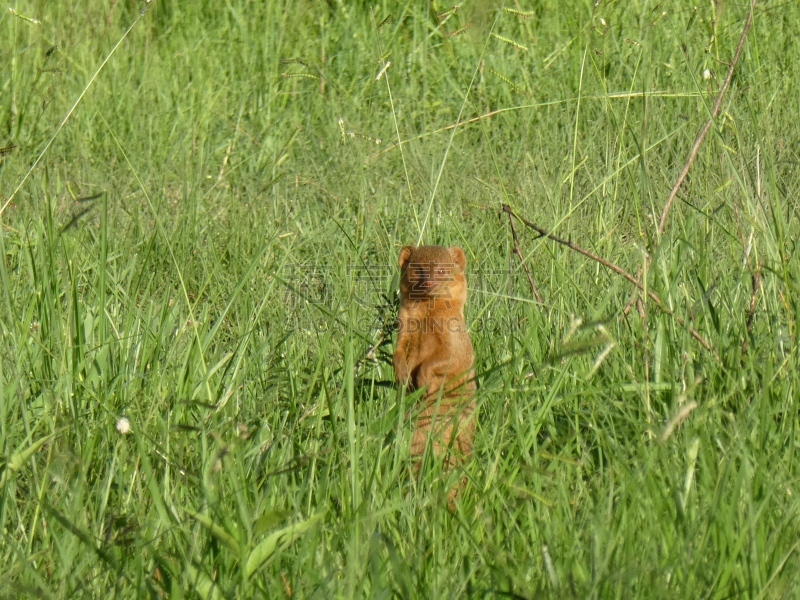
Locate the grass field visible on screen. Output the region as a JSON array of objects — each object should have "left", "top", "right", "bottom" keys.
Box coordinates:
[{"left": 2, "top": 0, "right": 800, "bottom": 597}]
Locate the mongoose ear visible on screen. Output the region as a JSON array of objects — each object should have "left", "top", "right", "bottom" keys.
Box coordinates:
[
  {"left": 449, "top": 246, "right": 466, "bottom": 270},
  {"left": 398, "top": 246, "right": 414, "bottom": 270}
]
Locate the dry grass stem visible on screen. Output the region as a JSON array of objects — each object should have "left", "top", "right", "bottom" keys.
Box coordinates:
[
  {"left": 505, "top": 209, "right": 544, "bottom": 304},
  {"left": 501, "top": 204, "right": 717, "bottom": 355}
]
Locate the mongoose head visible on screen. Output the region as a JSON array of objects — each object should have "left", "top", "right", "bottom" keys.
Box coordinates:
[{"left": 398, "top": 245, "right": 467, "bottom": 304}]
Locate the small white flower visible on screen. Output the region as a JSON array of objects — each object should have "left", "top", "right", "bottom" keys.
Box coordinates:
[
  {"left": 599, "top": 18, "right": 607, "bottom": 26},
  {"left": 116, "top": 417, "right": 131, "bottom": 434},
  {"left": 703, "top": 69, "right": 712, "bottom": 80}
]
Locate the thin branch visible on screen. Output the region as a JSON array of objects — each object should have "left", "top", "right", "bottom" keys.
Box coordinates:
[
  {"left": 624, "top": 0, "right": 757, "bottom": 316},
  {"left": 656, "top": 0, "right": 757, "bottom": 236},
  {"left": 505, "top": 210, "right": 544, "bottom": 304},
  {"left": 503, "top": 205, "right": 647, "bottom": 292},
  {"left": 501, "top": 204, "right": 717, "bottom": 356}
]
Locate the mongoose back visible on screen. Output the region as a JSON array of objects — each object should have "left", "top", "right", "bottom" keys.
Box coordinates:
[{"left": 393, "top": 245, "right": 476, "bottom": 464}]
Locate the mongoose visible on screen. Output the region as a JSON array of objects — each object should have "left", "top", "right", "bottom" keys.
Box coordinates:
[{"left": 393, "top": 245, "right": 476, "bottom": 467}]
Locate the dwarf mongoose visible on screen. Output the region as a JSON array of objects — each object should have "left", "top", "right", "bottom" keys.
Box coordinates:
[{"left": 393, "top": 245, "right": 476, "bottom": 465}]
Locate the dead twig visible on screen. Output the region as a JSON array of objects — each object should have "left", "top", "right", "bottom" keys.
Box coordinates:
[
  {"left": 503, "top": 205, "right": 649, "bottom": 295},
  {"left": 624, "top": 0, "right": 757, "bottom": 315},
  {"left": 656, "top": 0, "right": 757, "bottom": 236},
  {"left": 501, "top": 204, "right": 717, "bottom": 356},
  {"left": 505, "top": 209, "right": 544, "bottom": 303}
]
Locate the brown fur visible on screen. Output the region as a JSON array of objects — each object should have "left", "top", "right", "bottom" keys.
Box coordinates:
[{"left": 393, "top": 245, "right": 476, "bottom": 472}]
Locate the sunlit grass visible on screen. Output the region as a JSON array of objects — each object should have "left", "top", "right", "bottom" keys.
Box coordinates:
[{"left": 2, "top": 0, "right": 800, "bottom": 597}]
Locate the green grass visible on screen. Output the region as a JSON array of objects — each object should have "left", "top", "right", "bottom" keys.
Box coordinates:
[{"left": 2, "top": 0, "right": 800, "bottom": 597}]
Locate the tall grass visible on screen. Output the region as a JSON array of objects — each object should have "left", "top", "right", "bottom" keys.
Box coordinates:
[{"left": 2, "top": 0, "right": 800, "bottom": 597}]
